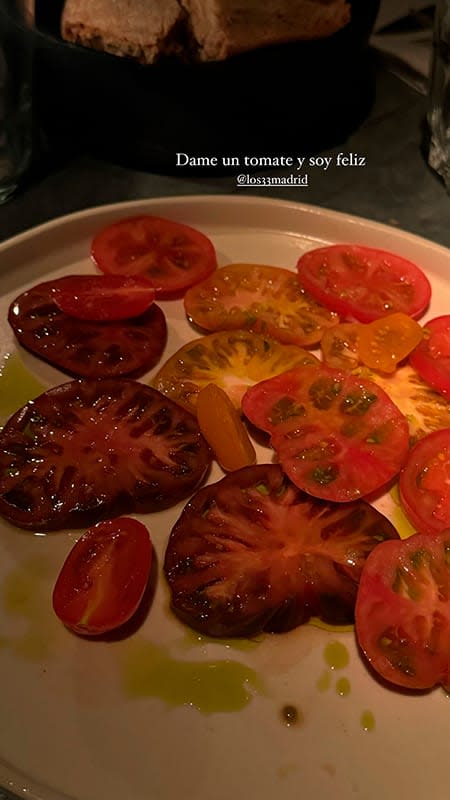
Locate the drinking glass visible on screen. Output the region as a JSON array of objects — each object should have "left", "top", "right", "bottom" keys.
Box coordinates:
[
  {"left": 0, "top": 0, "right": 35, "bottom": 204},
  {"left": 428, "top": 0, "right": 450, "bottom": 191}
]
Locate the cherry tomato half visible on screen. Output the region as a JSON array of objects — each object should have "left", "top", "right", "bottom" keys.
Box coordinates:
[
  {"left": 297, "top": 244, "right": 431, "bottom": 323},
  {"left": 410, "top": 315, "right": 450, "bottom": 399},
  {"left": 91, "top": 215, "right": 217, "bottom": 299},
  {"left": 51, "top": 275, "right": 156, "bottom": 321},
  {"left": 196, "top": 383, "right": 256, "bottom": 472},
  {"left": 399, "top": 428, "right": 450, "bottom": 535},
  {"left": 355, "top": 529, "right": 450, "bottom": 691},
  {"left": 184, "top": 263, "right": 339, "bottom": 347},
  {"left": 53, "top": 517, "right": 152, "bottom": 636}
]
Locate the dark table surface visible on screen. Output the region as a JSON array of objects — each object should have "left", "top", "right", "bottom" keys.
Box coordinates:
[{"left": 0, "top": 56, "right": 449, "bottom": 251}]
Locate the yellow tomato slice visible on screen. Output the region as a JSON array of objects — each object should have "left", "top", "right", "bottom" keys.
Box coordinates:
[
  {"left": 353, "top": 363, "right": 450, "bottom": 445},
  {"left": 184, "top": 263, "right": 340, "bottom": 347},
  {"left": 151, "top": 329, "right": 320, "bottom": 413},
  {"left": 358, "top": 312, "right": 424, "bottom": 373},
  {"left": 196, "top": 384, "right": 256, "bottom": 471}
]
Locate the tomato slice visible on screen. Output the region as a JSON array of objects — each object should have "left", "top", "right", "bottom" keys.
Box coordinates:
[
  {"left": 297, "top": 244, "right": 431, "bottom": 323},
  {"left": 355, "top": 529, "right": 450, "bottom": 691},
  {"left": 91, "top": 215, "right": 217, "bottom": 299},
  {"left": 183, "top": 263, "right": 340, "bottom": 347},
  {"left": 354, "top": 364, "right": 450, "bottom": 445},
  {"left": 151, "top": 329, "right": 320, "bottom": 414},
  {"left": 321, "top": 322, "right": 362, "bottom": 370},
  {"left": 0, "top": 379, "right": 211, "bottom": 531},
  {"left": 196, "top": 383, "right": 256, "bottom": 471},
  {"left": 164, "top": 464, "right": 399, "bottom": 637},
  {"left": 410, "top": 315, "right": 450, "bottom": 399},
  {"left": 51, "top": 274, "right": 156, "bottom": 321},
  {"left": 358, "top": 312, "right": 424, "bottom": 373},
  {"left": 241, "top": 364, "right": 410, "bottom": 502},
  {"left": 399, "top": 428, "right": 450, "bottom": 535},
  {"left": 8, "top": 279, "right": 167, "bottom": 380},
  {"left": 53, "top": 517, "right": 152, "bottom": 636}
]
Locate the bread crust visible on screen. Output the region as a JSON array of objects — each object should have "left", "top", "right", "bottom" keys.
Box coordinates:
[
  {"left": 61, "top": 0, "right": 351, "bottom": 63},
  {"left": 181, "top": 0, "right": 351, "bottom": 61},
  {"left": 61, "top": 0, "right": 185, "bottom": 63}
]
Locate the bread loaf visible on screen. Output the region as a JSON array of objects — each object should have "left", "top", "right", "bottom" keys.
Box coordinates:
[
  {"left": 61, "top": 0, "right": 186, "bottom": 63},
  {"left": 181, "top": 0, "right": 351, "bottom": 61},
  {"left": 61, "top": 0, "right": 351, "bottom": 63}
]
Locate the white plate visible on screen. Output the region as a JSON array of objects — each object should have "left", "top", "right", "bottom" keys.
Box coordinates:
[{"left": 0, "top": 195, "right": 449, "bottom": 800}]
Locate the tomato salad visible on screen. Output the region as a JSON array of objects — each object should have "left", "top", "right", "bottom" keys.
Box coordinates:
[{"left": 1, "top": 219, "right": 450, "bottom": 692}]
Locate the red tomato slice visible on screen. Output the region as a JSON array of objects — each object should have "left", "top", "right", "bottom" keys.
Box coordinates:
[
  {"left": 410, "top": 315, "right": 450, "bottom": 399},
  {"left": 0, "top": 379, "right": 211, "bottom": 531},
  {"left": 53, "top": 517, "right": 152, "bottom": 636},
  {"left": 355, "top": 529, "right": 450, "bottom": 691},
  {"left": 241, "top": 364, "right": 410, "bottom": 502},
  {"left": 297, "top": 244, "right": 431, "bottom": 323},
  {"left": 8, "top": 279, "right": 167, "bottom": 380},
  {"left": 164, "top": 464, "right": 398, "bottom": 637},
  {"left": 91, "top": 215, "right": 218, "bottom": 299},
  {"left": 51, "top": 275, "right": 156, "bottom": 321},
  {"left": 399, "top": 428, "right": 450, "bottom": 535}
]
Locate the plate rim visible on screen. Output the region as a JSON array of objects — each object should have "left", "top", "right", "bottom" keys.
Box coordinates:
[{"left": 1, "top": 193, "right": 449, "bottom": 262}]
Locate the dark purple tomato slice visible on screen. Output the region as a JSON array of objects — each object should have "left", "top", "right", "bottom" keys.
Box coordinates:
[
  {"left": 0, "top": 380, "right": 211, "bottom": 531},
  {"left": 8, "top": 279, "right": 167, "bottom": 379},
  {"left": 164, "top": 463, "right": 399, "bottom": 638}
]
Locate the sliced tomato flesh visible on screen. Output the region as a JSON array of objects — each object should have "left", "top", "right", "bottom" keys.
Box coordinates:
[
  {"left": 410, "top": 315, "right": 450, "bottom": 399},
  {"left": 151, "top": 329, "right": 320, "bottom": 414},
  {"left": 53, "top": 517, "right": 152, "bottom": 636},
  {"left": 196, "top": 383, "right": 256, "bottom": 472},
  {"left": 321, "top": 322, "right": 362, "bottom": 371},
  {"left": 358, "top": 312, "right": 424, "bottom": 374},
  {"left": 399, "top": 428, "right": 450, "bottom": 535},
  {"left": 51, "top": 274, "right": 156, "bottom": 321},
  {"left": 164, "top": 464, "right": 398, "bottom": 637},
  {"left": 8, "top": 279, "right": 167, "bottom": 380},
  {"left": 355, "top": 530, "right": 450, "bottom": 691},
  {"left": 91, "top": 215, "right": 218, "bottom": 299},
  {"left": 242, "top": 363, "right": 410, "bottom": 502},
  {"left": 184, "top": 262, "right": 340, "bottom": 347},
  {"left": 297, "top": 244, "right": 431, "bottom": 323},
  {"left": 0, "top": 379, "right": 211, "bottom": 531}
]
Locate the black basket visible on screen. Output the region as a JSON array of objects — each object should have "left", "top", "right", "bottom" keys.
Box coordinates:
[{"left": 1, "top": 0, "right": 381, "bottom": 174}]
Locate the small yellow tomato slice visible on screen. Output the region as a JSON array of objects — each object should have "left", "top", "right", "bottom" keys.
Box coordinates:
[
  {"left": 358, "top": 312, "right": 424, "bottom": 373},
  {"left": 196, "top": 383, "right": 256, "bottom": 472}
]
